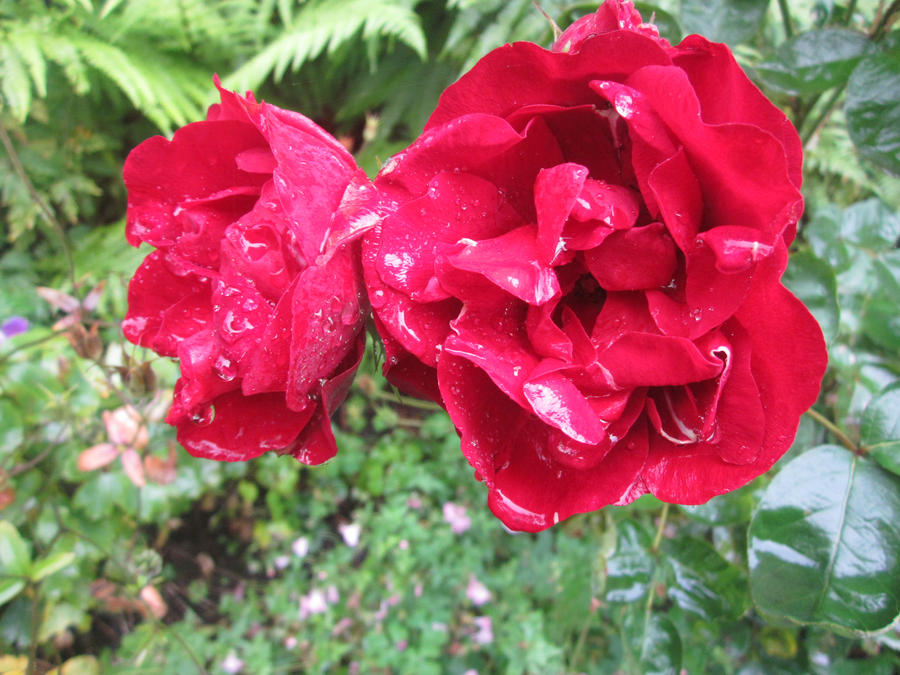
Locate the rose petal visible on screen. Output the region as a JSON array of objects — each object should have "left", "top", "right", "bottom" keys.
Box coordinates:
[{"left": 584, "top": 221, "right": 678, "bottom": 290}]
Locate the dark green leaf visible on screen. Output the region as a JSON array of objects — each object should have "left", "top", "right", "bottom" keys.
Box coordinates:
[
  {"left": 756, "top": 29, "right": 870, "bottom": 95},
  {"left": 861, "top": 383, "right": 900, "bottom": 475},
  {"left": 749, "top": 445, "right": 900, "bottom": 633},
  {"left": 624, "top": 611, "right": 682, "bottom": 675},
  {"left": 782, "top": 250, "right": 840, "bottom": 345},
  {"left": 662, "top": 537, "right": 749, "bottom": 620},
  {"left": 605, "top": 521, "right": 654, "bottom": 603},
  {"left": 845, "top": 48, "right": 900, "bottom": 175},
  {"left": 679, "top": 0, "right": 769, "bottom": 46},
  {"left": 839, "top": 198, "right": 900, "bottom": 250}
]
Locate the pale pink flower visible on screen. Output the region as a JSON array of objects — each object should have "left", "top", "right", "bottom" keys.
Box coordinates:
[
  {"left": 466, "top": 575, "right": 491, "bottom": 606},
  {"left": 299, "top": 589, "right": 329, "bottom": 619},
  {"left": 473, "top": 616, "right": 493, "bottom": 645},
  {"left": 443, "top": 502, "right": 471, "bottom": 534},
  {"left": 78, "top": 406, "right": 149, "bottom": 487}
]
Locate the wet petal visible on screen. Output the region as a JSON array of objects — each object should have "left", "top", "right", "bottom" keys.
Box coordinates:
[{"left": 584, "top": 221, "right": 678, "bottom": 290}]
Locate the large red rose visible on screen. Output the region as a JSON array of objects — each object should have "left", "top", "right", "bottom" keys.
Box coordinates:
[
  {"left": 123, "top": 79, "right": 368, "bottom": 464},
  {"left": 361, "top": 1, "right": 827, "bottom": 531}
]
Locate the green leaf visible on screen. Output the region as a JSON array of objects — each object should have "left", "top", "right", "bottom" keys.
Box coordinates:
[
  {"left": 755, "top": 29, "right": 871, "bottom": 96},
  {"left": 860, "top": 255, "right": 900, "bottom": 351},
  {"left": 0, "top": 43, "right": 32, "bottom": 122},
  {"left": 749, "top": 445, "right": 900, "bottom": 633},
  {"left": 662, "top": 536, "right": 749, "bottom": 621},
  {"left": 604, "top": 521, "right": 654, "bottom": 603},
  {"left": 0, "top": 521, "right": 31, "bottom": 576},
  {"left": 29, "top": 551, "right": 75, "bottom": 582},
  {"left": 839, "top": 198, "right": 900, "bottom": 250},
  {"left": 680, "top": 481, "right": 758, "bottom": 525},
  {"left": 845, "top": 47, "right": 900, "bottom": 175},
  {"left": 0, "top": 579, "right": 26, "bottom": 606},
  {"left": 679, "top": 0, "right": 769, "bottom": 46},
  {"left": 623, "top": 611, "right": 682, "bottom": 675},
  {"left": 861, "top": 383, "right": 900, "bottom": 475},
  {"left": 782, "top": 250, "right": 840, "bottom": 345}
]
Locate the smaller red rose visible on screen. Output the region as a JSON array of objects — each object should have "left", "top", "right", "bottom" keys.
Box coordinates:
[{"left": 123, "top": 78, "right": 368, "bottom": 464}]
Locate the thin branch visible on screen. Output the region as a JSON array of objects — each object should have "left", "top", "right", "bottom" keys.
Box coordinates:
[
  {"left": 777, "top": 0, "right": 795, "bottom": 37},
  {"left": 805, "top": 408, "right": 858, "bottom": 452}
]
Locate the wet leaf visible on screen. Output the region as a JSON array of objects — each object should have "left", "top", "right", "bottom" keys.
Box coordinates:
[
  {"left": 679, "top": 0, "right": 768, "bottom": 46},
  {"left": 861, "top": 383, "right": 900, "bottom": 475},
  {"left": 623, "top": 610, "right": 682, "bottom": 675},
  {"left": 680, "top": 481, "right": 758, "bottom": 525},
  {"left": 755, "top": 29, "right": 871, "bottom": 95},
  {"left": 749, "top": 445, "right": 900, "bottom": 633},
  {"left": 782, "top": 250, "right": 839, "bottom": 345},
  {"left": 604, "top": 521, "right": 654, "bottom": 603},
  {"left": 662, "top": 536, "right": 749, "bottom": 620},
  {"left": 845, "top": 46, "right": 900, "bottom": 175}
]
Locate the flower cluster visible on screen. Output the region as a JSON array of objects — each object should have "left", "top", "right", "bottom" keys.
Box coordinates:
[{"left": 124, "top": 1, "right": 827, "bottom": 531}]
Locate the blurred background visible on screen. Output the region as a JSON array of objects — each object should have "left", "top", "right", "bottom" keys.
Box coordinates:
[{"left": 1, "top": 0, "right": 899, "bottom": 673}]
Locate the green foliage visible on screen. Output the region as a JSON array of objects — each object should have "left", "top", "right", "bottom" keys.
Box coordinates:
[{"left": 1, "top": 0, "right": 900, "bottom": 673}]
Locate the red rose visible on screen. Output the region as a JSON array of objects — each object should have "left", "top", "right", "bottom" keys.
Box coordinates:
[
  {"left": 362, "top": 1, "right": 827, "bottom": 531},
  {"left": 123, "top": 79, "right": 367, "bottom": 464}
]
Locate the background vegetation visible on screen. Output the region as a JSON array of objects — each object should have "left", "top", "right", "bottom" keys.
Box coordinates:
[{"left": 1, "top": 0, "right": 899, "bottom": 673}]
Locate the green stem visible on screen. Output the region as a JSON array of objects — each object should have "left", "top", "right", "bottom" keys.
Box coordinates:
[
  {"left": 800, "top": 85, "right": 845, "bottom": 148},
  {"left": 369, "top": 388, "right": 442, "bottom": 411},
  {"left": 650, "top": 502, "right": 669, "bottom": 554},
  {"left": 872, "top": 0, "right": 900, "bottom": 39},
  {"left": 843, "top": 0, "right": 859, "bottom": 25},
  {"left": 0, "top": 121, "right": 75, "bottom": 287},
  {"left": 805, "top": 408, "right": 858, "bottom": 452},
  {"left": 777, "top": 0, "right": 795, "bottom": 37},
  {"left": 25, "top": 586, "right": 42, "bottom": 675}
]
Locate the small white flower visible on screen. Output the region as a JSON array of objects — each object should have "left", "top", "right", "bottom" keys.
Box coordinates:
[
  {"left": 338, "top": 522, "right": 361, "bottom": 548},
  {"left": 292, "top": 536, "right": 309, "bottom": 558},
  {"left": 221, "top": 651, "right": 245, "bottom": 674}
]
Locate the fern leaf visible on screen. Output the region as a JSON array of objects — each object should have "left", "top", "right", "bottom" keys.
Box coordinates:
[
  {"left": 8, "top": 32, "right": 47, "bottom": 98},
  {"left": 0, "top": 43, "right": 32, "bottom": 121},
  {"left": 224, "top": 0, "right": 426, "bottom": 93}
]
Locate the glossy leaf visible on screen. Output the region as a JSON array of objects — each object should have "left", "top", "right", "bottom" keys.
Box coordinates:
[
  {"left": 845, "top": 47, "right": 900, "bottom": 175},
  {"left": 782, "top": 250, "right": 839, "bottom": 345},
  {"left": 861, "top": 383, "right": 900, "bottom": 476},
  {"left": 604, "top": 521, "right": 654, "bottom": 603},
  {"left": 679, "top": 0, "right": 769, "bottom": 46},
  {"left": 749, "top": 445, "right": 900, "bottom": 633},
  {"left": 662, "top": 536, "right": 749, "bottom": 621},
  {"left": 624, "top": 610, "right": 682, "bottom": 675},
  {"left": 0, "top": 521, "right": 31, "bottom": 576},
  {"left": 755, "top": 29, "right": 871, "bottom": 95},
  {"left": 839, "top": 198, "right": 900, "bottom": 250},
  {"left": 680, "top": 481, "right": 758, "bottom": 525}
]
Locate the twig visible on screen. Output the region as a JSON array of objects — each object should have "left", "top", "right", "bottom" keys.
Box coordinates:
[
  {"left": 777, "top": 0, "right": 795, "bottom": 37},
  {"left": 805, "top": 408, "right": 858, "bottom": 452}
]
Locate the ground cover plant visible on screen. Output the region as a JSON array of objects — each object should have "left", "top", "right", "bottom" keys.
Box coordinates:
[{"left": 1, "top": 0, "right": 899, "bottom": 673}]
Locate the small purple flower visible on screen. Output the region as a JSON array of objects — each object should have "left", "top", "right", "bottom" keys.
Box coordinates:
[
  {"left": 0, "top": 316, "right": 28, "bottom": 341},
  {"left": 466, "top": 575, "right": 491, "bottom": 606},
  {"left": 473, "top": 616, "right": 493, "bottom": 645}
]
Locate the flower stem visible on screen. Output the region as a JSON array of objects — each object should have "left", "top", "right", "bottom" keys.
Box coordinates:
[
  {"left": 800, "top": 85, "right": 845, "bottom": 148},
  {"left": 777, "top": 0, "right": 795, "bottom": 37},
  {"left": 650, "top": 502, "right": 669, "bottom": 554},
  {"left": 805, "top": 408, "right": 858, "bottom": 452}
]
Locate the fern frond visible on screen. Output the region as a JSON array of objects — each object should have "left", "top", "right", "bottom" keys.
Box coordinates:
[
  {"left": 224, "top": 0, "right": 426, "bottom": 93},
  {"left": 0, "top": 43, "right": 32, "bottom": 121}
]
